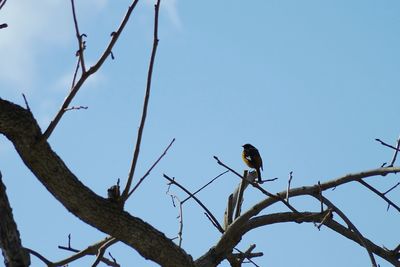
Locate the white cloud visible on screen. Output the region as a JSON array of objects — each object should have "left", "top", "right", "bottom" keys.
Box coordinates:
[
  {"left": 0, "top": 0, "right": 71, "bottom": 90},
  {"left": 145, "top": 0, "right": 182, "bottom": 30},
  {"left": 0, "top": 0, "right": 109, "bottom": 92},
  {"left": 163, "top": 0, "right": 182, "bottom": 30}
]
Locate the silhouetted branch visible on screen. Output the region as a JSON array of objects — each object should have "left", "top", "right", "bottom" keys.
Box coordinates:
[
  {"left": 384, "top": 182, "right": 400, "bottom": 195},
  {"left": 389, "top": 137, "right": 400, "bottom": 166},
  {"left": 234, "top": 244, "right": 262, "bottom": 266},
  {"left": 26, "top": 248, "right": 50, "bottom": 265},
  {"left": 181, "top": 170, "right": 229, "bottom": 204},
  {"left": 164, "top": 174, "right": 224, "bottom": 233},
  {"left": 167, "top": 193, "right": 184, "bottom": 247},
  {"left": 0, "top": 0, "right": 7, "bottom": 10},
  {"left": 239, "top": 211, "right": 399, "bottom": 266},
  {"left": 286, "top": 171, "right": 293, "bottom": 202},
  {"left": 91, "top": 237, "right": 118, "bottom": 267},
  {"left": 21, "top": 93, "right": 30, "bottom": 112},
  {"left": 43, "top": 0, "right": 141, "bottom": 140},
  {"left": 358, "top": 179, "right": 400, "bottom": 212},
  {"left": 127, "top": 138, "right": 175, "bottom": 198},
  {"left": 316, "top": 195, "right": 377, "bottom": 267},
  {"left": 70, "top": 0, "right": 86, "bottom": 72},
  {"left": 196, "top": 166, "right": 400, "bottom": 267},
  {"left": 375, "top": 138, "right": 400, "bottom": 151},
  {"left": 121, "top": 0, "right": 161, "bottom": 202},
  {"left": 57, "top": 236, "right": 119, "bottom": 267}
]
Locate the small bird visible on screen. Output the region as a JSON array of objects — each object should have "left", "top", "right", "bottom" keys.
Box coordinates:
[{"left": 242, "top": 143, "right": 263, "bottom": 183}]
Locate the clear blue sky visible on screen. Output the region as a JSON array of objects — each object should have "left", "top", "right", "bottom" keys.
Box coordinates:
[{"left": 1, "top": 0, "right": 400, "bottom": 266}]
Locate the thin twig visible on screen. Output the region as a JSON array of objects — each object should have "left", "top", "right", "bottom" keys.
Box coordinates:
[
  {"left": 167, "top": 195, "right": 184, "bottom": 247},
  {"left": 163, "top": 174, "right": 225, "bottom": 233},
  {"left": 56, "top": 236, "right": 119, "bottom": 267},
  {"left": 70, "top": 0, "right": 86, "bottom": 72},
  {"left": 383, "top": 182, "right": 400, "bottom": 196},
  {"left": 121, "top": 0, "right": 161, "bottom": 202},
  {"left": 0, "top": 0, "right": 7, "bottom": 10},
  {"left": 177, "top": 197, "right": 184, "bottom": 247},
  {"left": 42, "top": 0, "right": 140, "bottom": 140},
  {"left": 21, "top": 93, "right": 30, "bottom": 112},
  {"left": 26, "top": 248, "right": 52, "bottom": 265},
  {"left": 389, "top": 136, "right": 400, "bottom": 166},
  {"left": 358, "top": 179, "right": 400, "bottom": 213},
  {"left": 181, "top": 170, "right": 229, "bottom": 204},
  {"left": 317, "top": 195, "right": 378, "bottom": 267},
  {"left": 233, "top": 247, "right": 261, "bottom": 267},
  {"left": 91, "top": 237, "right": 118, "bottom": 267},
  {"left": 71, "top": 57, "right": 81, "bottom": 88},
  {"left": 127, "top": 138, "right": 175, "bottom": 198},
  {"left": 64, "top": 105, "right": 88, "bottom": 111},
  {"left": 286, "top": 171, "right": 293, "bottom": 202},
  {"left": 315, "top": 209, "right": 333, "bottom": 230},
  {"left": 375, "top": 138, "right": 400, "bottom": 151}
]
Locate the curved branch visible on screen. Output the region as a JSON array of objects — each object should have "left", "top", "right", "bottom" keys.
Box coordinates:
[
  {"left": 0, "top": 98, "right": 194, "bottom": 267},
  {"left": 316, "top": 196, "right": 377, "bottom": 267},
  {"left": 196, "top": 167, "right": 400, "bottom": 266},
  {"left": 247, "top": 212, "right": 399, "bottom": 266}
]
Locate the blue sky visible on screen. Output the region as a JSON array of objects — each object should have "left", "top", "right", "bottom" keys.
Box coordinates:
[{"left": 1, "top": 0, "right": 400, "bottom": 266}]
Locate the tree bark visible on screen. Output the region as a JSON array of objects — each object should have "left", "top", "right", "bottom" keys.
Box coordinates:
[
  {"left": 0, "top": 98, "right": 194, "bottom": 267},
  {"left": 0, "top": 172, "right": 30, "bottom": 267}
]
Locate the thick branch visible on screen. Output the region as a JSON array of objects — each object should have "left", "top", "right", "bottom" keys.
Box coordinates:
[
  {"left": 0, "top": 172, "right": 30, "bottom": 267},
  {"left": 247, "top": 212, "right": 399, "bottom": 266},
  {"left": 0, "top": 98, "right": 194, "bottom": 267},
  {"left": 196, "top": 167, "right": 400, "bottom": 266}
]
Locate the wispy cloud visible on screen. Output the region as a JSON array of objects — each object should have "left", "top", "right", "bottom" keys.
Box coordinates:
[
  {"left": 0, "top": 0, "right": 109, "bottom": 93},
  {"left": 145, "top": 0, "right": 182, "bottom": 30},
  {"left": 0, "top": 0, "right": 71, "bottom": 91},
  {"left": 163, "top": 0, "right": 182, "bottom": 30}
]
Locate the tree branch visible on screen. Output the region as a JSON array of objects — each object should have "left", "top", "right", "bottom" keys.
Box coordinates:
[
  {"left": 196, "top": 166, "right": 400, "bottom": 266},
  {"left": 55, "top": 236, "right": 118, "bottom": 267},
  {"left": 121, "top": 0, "right": 161, "bottom": 202},
  {"left": 316, "top": 195, "right": 377, "bottom": 267},
  {"left": 0, "top": 98, "right": 194, "bottom": 267},
  {"left": 0, "top": 172, "right": 31, "bottom": 266},
  {"left": 70, "top": 0, "right": 86, "bottom": 72},
  {"left": 43, "top": 0, "right": 141, "bottom": 140},
  {"left": 164, "top": 174, "right": 225, "bottom": 234},
  {"left": 358, "top": 179, "right": 400, "bottom": 212},
  {"left": 127, "top": 138, "right": 175, "bottom": 198}
]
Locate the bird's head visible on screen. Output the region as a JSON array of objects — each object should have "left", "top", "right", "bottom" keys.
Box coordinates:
[{"left": 242, "top": 144, "right": 254, "bottom": 149}]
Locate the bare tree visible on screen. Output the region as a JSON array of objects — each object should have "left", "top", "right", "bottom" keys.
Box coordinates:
[{"left": 1, "top": 1, "right": 399, "bottom": 267}]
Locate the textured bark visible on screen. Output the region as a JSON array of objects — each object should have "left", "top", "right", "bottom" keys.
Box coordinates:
[
  {"left": 0, "top": 98, "right": 194, "bottom": 267},
  {"left": 0, "top": 173, "right": 30, "bottom": 267}
]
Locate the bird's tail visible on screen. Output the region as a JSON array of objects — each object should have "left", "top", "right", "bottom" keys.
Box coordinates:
[{"left": 256, "top": 168, "right": 262, "bottom": 183}]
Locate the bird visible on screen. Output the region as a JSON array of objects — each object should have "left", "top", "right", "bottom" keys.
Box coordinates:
[{"left": 242, "top": 143, "right": 263, "bottom": 183}]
